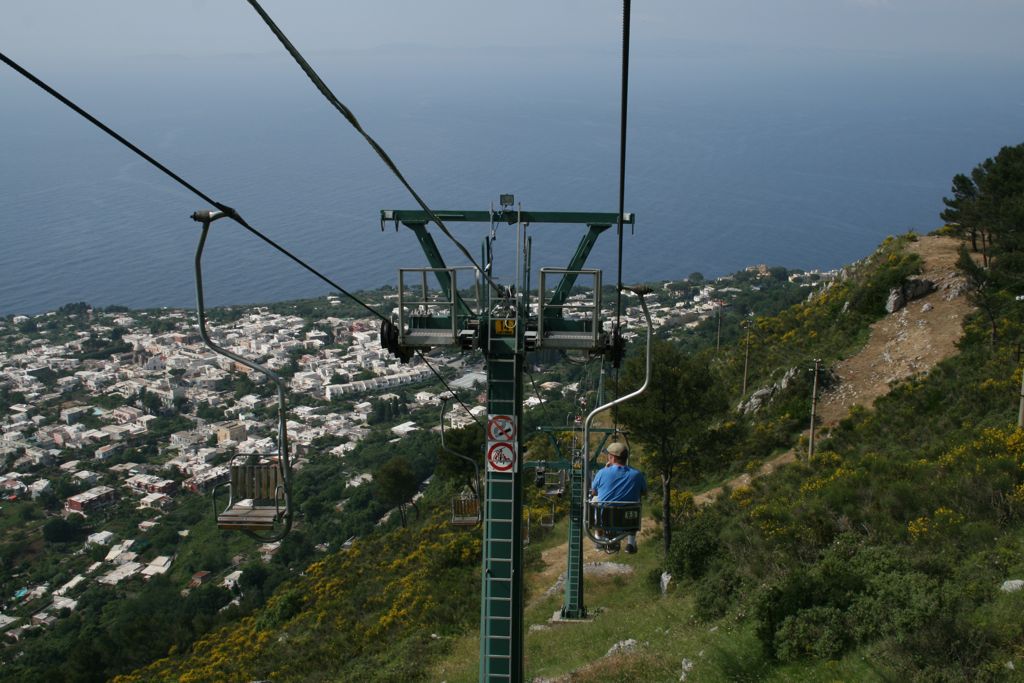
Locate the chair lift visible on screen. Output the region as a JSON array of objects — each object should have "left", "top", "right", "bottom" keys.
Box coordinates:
[
  {"left": 543, "top": 468, "right": 567, "bottom": 497},
  {"left": 540, "top": 497, "right": 557, "bottom": 530},
  {"left": 191, "top": 210, "right": 293, "bottom": 542},
  {"left": 582, "top": 287, "right": 654, "bottom": 551},
  {"left": 440, "top": 397, "right": 482, "bottom": 527},
  {"left": 586, "top": 431, "right": 637, "bottom": 551},
  {"left": 538, "top": 468, "right": 565, "bottom": 529}
]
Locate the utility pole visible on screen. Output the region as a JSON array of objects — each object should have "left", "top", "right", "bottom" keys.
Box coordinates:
[
  {"left": 809, "top": 358, "right": 821, "bottom": 458},
  {"left": 381, "top": 201, "right": 634, "bottom": 683},
  {"left": 741, "top": 319, "right": 752, "bottom": 397},
  {"left": 715, "top": 301, "right": 723, "bottom": 355},
  {"left": 1018, "top": 363, "right": 1024, "bottom": 428}
]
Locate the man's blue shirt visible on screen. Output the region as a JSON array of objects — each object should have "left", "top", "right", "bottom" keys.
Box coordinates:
[{"left": 591, "top": 465, "right": 647, "bottom": 502}]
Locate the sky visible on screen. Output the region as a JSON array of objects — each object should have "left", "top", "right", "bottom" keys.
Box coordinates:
[{"left": 2, "top": 0, "right": 1023, "bottom": 67}]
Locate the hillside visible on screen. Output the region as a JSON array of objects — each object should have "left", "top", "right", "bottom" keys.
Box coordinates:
[
  {"left": 817, "top": 235, "right": 972, "bottom": 426},
  {"left": 110, "top": 142, "right": 1024, "bottom": 683},
  {"left": 697, "top": 234, "right": 973, "bottom": 505},
  {"left": 105, "top": 230, "right": 960, "bottom": 682},
  {"left": 429, "top": 233, "right": 984, "bottom": 682}
]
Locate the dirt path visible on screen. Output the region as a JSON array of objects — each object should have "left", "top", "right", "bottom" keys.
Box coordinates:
[
  {"left": 692, "top": 235, "right": 972, "bottom": 506},
  {"left": 816, "top": 235, "right": 972, "bottom": 424},
  {"left": 537, "top": 237, "right": 972, "bottom": 592},
  {"left": 529, "top": 235, "right": 974, "bottom": 679}
]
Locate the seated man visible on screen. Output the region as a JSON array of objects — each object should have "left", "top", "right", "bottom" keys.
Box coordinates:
[{"left": 590, "top": 442, "right": 647, "bottom": 553}]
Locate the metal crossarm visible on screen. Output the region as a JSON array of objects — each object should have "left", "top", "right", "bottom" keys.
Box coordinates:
[{"left": 382, "top": 210, "right": 634, "bottom": 227}]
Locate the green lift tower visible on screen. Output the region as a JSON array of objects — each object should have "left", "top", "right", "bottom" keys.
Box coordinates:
[{"left": 380, "top": 200, "right": 634, "bottom": 682}]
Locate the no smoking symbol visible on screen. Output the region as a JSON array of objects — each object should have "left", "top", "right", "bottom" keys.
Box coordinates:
[{"left": 487, "top": 415, "right": 516, "bottom": 442}]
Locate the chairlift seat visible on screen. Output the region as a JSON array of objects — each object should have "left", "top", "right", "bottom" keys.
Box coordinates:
[
  {"left": 451, "top": 493, "right": 481, "bottom": 527},
  {"left": 543, "top": 470, "right": 566, "bottom": 497},
  {"left": 216, "top": 464, "right": 286, "bottom": 532},
  {"left": 589, "top": 501, "right": 641, "bottom": 536},
  {"left": 540, "top": 498, "right": 557, "bottom": 529}
]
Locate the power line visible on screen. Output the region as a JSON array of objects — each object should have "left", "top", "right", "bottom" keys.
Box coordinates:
[
  {"left": 523, "top": 364, "right": 546, "bottom": 407},
  {"left": 2, "top": 46, "right": 492, "bottom": 413},
  {"left": 415, "top": 350, "right": 483, "bottom": 430},
  {"left": 0, "top": 50, "right": 386, "bottom": 324},
  {"left": 244, "top": 0, "right": 502, "bottom": 296}
]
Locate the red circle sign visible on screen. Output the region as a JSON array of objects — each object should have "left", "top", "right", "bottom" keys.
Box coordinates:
[
  {"left": 487, "top": 442, "right": 516, "bottom": 472},
  {"left": 487, "top": 415, "right": 516, "bottom": 442}
]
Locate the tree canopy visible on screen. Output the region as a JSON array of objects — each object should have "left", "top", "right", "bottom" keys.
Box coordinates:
[
  {"left": 616, "top": 341, "right": 729, "bottom": 555},
  {"left": 942, "top": 142, "right": 1024, "bottom": 280}
]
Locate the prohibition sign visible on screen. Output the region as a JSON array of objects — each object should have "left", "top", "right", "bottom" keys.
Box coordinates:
[
  {"left": 486, "top": 442, "right": 516, "bottom": 472},
  {"left": 487, "top": 414, "right": 516, "bottom": 442}
]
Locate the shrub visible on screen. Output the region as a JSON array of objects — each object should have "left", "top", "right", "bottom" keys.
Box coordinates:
[
  {"left": 667, "top": 510, "right": 721, "bottom": 580},
  {"left": 773, "top": 606, "right": 847, "bottom": 661},
  {"left": 693, "top": 563, "right": 740, "bottom": 621}
]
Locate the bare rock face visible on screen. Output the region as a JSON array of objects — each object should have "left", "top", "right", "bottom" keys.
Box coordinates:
[
  {"left": 606, "top": 639, "right": 639, "bottom": 657},
  {"left": 739, "top": 366, "right": 836, "bottom": 415},
  {"left": 739, "top": 387, "right": 775, "bottom": 414},
  {"left": 885, "top": 278, "right": 936, "bottom": 313}
]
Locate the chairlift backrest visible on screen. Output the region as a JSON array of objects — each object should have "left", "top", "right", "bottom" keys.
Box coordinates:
[
  {"left": 543, "top": 469, "right": 566, "bottom": 496},
  {"left": 540, "top": 497, "right": 556, "bottom": 529},
  {"left": 451, "top": 491, "right": 481, "bottom": 527},
  {"left": 439, "top": 398, "right": 483, "bottom": 529},
  {"left": 230, "top": 463, "right": 284, "bottom": 501}
]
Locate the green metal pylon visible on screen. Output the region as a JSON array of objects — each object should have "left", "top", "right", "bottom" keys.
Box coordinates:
[
  {"left": 535, "top": 427, "right": 612, "bottom": 620},
  {"left": 479, "top": 304, "right": 524, "bottom": 682},
  {"left": 382, "top": 203, "right": 634, "bottom": 683}
]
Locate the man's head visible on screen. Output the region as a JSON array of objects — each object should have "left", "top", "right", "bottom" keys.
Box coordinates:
[{"left": 606, "top": 442, "right": 629, "bottom": 464}]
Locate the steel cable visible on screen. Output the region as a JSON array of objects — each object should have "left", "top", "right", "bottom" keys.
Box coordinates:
[
  {"left": 0, "top": 50, "right": 386, "bottom": 323},
  {"left": 244, "top": 0, "right": 502, "bottom": 296}
]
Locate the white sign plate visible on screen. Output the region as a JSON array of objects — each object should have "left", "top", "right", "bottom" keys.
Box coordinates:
[
  {"left": 487, "top": 414, "right": 517, "bottom": 442},
  {"left": 486, "top": 441, "right": 517, "bottom": 473}
]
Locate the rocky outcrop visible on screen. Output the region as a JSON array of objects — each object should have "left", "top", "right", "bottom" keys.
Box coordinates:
[
  {"left": 605, "top": 639, "right": 639, "bottom": 657},
  {"left": 885, "top": 278, "right": 936, "bottom": 313},
  {"left": 739, "top": 366, "right": 835, "bottom": 414}
]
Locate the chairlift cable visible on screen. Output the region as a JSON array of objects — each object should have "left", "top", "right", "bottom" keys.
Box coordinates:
[
  {"left": 0, "top": 50, "right": 386, "bottom": 324},
  {"left": 415, "top": 350, "right": 483, "bottom": 430},
  {"left": 611, "top": 0, "right": 632, "bottom": 432},
  {"left": 244, "top": 0, "right": 502, "bottom": 296},
  {"left": 524, "top": 364, "right": 546, "bottom": 407},
  {"left": 614, "top": 0, "right": 632, "bottom": 344}
]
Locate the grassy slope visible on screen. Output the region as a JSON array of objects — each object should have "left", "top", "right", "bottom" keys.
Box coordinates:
[
  {"left": 119, "top": 232, "right": 972, "bottom": 681},
  {"left": 436, "top": 366, "right": 1024, "bottom": 682},
  {"left": 432, "top": 514, "right": 894, "bottom": 682}
]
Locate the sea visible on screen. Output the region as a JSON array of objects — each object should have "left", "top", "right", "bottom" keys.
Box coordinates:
[{"left": 1, "top": 45, "right": 1022, "bottom": 316}]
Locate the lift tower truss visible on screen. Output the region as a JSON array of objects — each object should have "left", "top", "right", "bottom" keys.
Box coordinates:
[{"left": 382, "top": 204, "right": 634, "bottom": 682}]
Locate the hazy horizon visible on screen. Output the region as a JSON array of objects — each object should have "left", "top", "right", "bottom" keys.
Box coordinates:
[{"left": 2, "top": 2, "right": 1022, "bottom": 315}]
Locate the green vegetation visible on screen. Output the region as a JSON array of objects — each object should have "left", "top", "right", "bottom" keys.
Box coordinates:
[
  {"left": 16, "top": 143, "right": 1024, "bottom": 681},
  {"left": 115, "top": 508, "right": 482, "bottom": 683},
  {"left": 618, "top": 341, "right": 729, "bottom": 556},
  {"left": 102, "top": 223, "right": 937, "bottom": 682}
]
